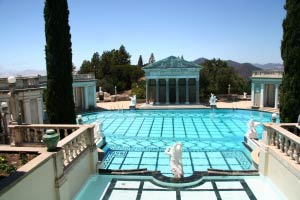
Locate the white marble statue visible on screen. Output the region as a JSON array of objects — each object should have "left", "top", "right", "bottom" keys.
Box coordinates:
[
  {"left": 246, "top": 119, "right": 261, "bottom": 139},
  {"left": 77, "top": 115, "right": 83, "bottom": 124},
  {"left": 129, "top": 95, "right": 136, "bottom": 106},
  {"left": 93, "top": 120, "right": 104, "bottom": 140},
  {"left": 209, "top": 93, "right": 217, "bottom": 106},
  {"left": 164, "top": 142, "right": 184, "bottom": 178},
  {"left": 99, "top": 87, "right": 103, "bottom": 95},
  {"left": 243, "top": 92, "right": 247, "bottom": 99}
]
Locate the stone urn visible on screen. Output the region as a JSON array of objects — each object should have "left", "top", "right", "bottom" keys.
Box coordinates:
[{"left": 43, "top": 129, "right": 60, "bottom": 152}]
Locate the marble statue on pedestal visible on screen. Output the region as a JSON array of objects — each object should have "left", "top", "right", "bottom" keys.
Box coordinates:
[
  {"left": 164, "top": 142, "right": 184, "bottom": 178},
  {"left": 129, "top": 95, "right": 136, "bottom": 106},
  {"left": 209, "top": 93, "right": 217, "bottom": 107},
  {"left": 93, "top": 120, "right": 104, "bottom": 140},
  {"left": 246, "top": 119, "right": 261, "bottom": 139},
  {"left": 129, "top": 95, "right": 136, "bottom": 109}
]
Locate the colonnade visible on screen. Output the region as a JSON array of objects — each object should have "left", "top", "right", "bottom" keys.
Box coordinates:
[
  {"left": 73, "top": 85, "right": 96, "bottom": 110},
  {"left": 251, "top": 82, "right": 279, "bottom": 109},
  {"left": 145, "top": 77, "right": 199, "bottom": 104}
]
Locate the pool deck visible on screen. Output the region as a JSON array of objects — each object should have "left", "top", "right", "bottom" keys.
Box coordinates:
[{"left": 96, "top": 100, "right": 279, "bottom": 113}]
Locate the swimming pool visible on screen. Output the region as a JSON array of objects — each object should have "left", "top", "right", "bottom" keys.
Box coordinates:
[{"left": 82, "top": 109, "right": 275, "bottom": 176}]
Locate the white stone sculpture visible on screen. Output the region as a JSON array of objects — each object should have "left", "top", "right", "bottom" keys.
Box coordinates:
[
  {"left": 246, "top": 119, "right": 261, "bottom": 139},
  {"left": 243, "top": 92, "right": 247, "bottom": 99},
  {"left": 93, "top": 120, "right": 104, "bottom": 140},
  {"left": 129, "top": 95, "right": 136, "bottom": 107},
  {"left": 164, "top": 142, "right": 184, "bottom": 178},
  {"left": 77, "top": 115, "right": 83, "bottom": 124},
  {"left": 209, "top": 93, "right": 217, "bottom": 106},
  {"left": 99, "top": 87, "right": 103, "bottom": 95}
]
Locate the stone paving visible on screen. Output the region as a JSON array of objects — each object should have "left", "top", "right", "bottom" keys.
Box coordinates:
[{"left": 96, "top": 100, "right": 278, "bottom": 113}]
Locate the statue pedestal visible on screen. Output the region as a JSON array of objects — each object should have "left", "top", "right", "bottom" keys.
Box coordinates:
[{"left": 129, "top": 105, "right": 136, "bottom": 110}]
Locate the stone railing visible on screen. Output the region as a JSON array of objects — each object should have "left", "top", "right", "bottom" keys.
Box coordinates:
[
  {"left": 8, "top": 124, "right": 82, "bottom": 147},
  {"left": 252, "top": 70, "right": 283, "bottom": 78},
  {"left": 8, "top": 124, "right": 97, "bottom": 169},
  {"left": 2, "top": 124, "right": 98, "bottom": 199},
  {"left": 73, "top": 74, "right": 95, "bottom": 80},
  {"left": 57, "top": 125, "right": 95, "bottom": 169},
  {"left": 263, "top": 123, "right": 300, "bottom": 165}
]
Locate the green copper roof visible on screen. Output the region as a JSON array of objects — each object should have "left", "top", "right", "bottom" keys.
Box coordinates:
[{"left": 143, "top": 56, "right": 202, "bottom": 69}]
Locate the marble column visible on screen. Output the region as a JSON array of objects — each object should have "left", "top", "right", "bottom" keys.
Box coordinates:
[
  {"left": 251, "top": 82, "right": 255, "bottom": 106},
  {"left": 155, "top": 78, "right": 159, "bottom": 104},
  {"left": 260, "top": 83, "right": 264, "bottom": 108},
  {"left": 23, "top": 99, "right": 31, "bottom": 124},
  {"left": 146, "top": 79, "right": 149, "bottom": 104},
  {"left": 274, "top": 84, "right": 279, "bottom": 109},
  {"left": 185, "top": 78, "right": 189, "bottom": 104},
  {"left": 176, "top": 78, "right": 179, "bottom": 104},
  {"left": 166, "top": 78, "right": 169, "bottom": 104},
  {"left": 196, "top": 78, "right": 199, "bottom": 104},
  {"left": 37, "top": 97, "right": 43, "bottom": 124},
  {"left": 84, "top": 86, "right": 89, "bottom": 109},
  {"left": 93, "top": 85, "right": 96, "bottom": 108}
]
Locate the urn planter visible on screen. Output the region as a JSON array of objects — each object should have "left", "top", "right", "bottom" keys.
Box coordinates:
[{"left": 43, "top": 129, "right": 60, "bottom": 152}]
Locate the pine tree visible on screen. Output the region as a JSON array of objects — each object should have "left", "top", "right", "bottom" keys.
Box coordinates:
[
  {"left": 137, "top": 55, "right": 143, "bottom": 67},
  {"left": 116, "top": 45, "right": 131, "bottom": 65},
  {"left": 280, "top": 0, "right": 300, "bottom": 122},
  {"left": 44, "top": 0, "right": 76, "bottom": 124},
  {"left": 149, "top": 53, "right": 155, "bottom": 64}
]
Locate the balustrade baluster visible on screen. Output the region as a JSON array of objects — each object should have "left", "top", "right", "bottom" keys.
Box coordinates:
[
  {"left": 276, "top": 132, "right": 280, "bottom": 149},
  {"left": 272, "top": 130, "right": 276, "bottom": 146},
  {"left": 285, "top": 139, "right": 290, "bottom": 155},
  {"left": 34, "top": 129, "right": 38, "bottom": 143},
  {"left": 280, "top": 135, "right": 285, "bottom": 152},
  {"left": 26, "top": 128, "right": 30, "bottom": 143},
  {"left": 288, "top": 141, "right": 294, "bottom": 158},
  {"left": 294, "top": 145, "right": 300, "bottom": 164},
  {"left": 64, "top": 144, "right": 71, "bottom": 163},
  {"left": 69, "top": 142, "right": 75, "bottom": 160},
  {"left": 62, "top": 148, "right": 68, "bottom": 167},
  {"left": 77, "top": 135, "right": 83, "bottom": 151},
  {"left": 73, "top": 138, "right": 79, "bottom": 156},
  {"left": 64, "top": 129, "right": 68, "bottom": 137}
]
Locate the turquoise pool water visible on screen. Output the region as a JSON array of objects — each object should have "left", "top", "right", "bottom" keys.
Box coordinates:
[{"left": 82, "top": 109, "right": 275, "bottom": 176}]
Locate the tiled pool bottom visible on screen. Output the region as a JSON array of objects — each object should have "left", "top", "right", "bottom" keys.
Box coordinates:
[
  {"left": 84, "top": 109, "right": 274, "bottom": 176},
  {"left": 102, "top": 150, "right": 251, "bottom": 176},
  {"left": 74, "top": 175, "right": 286, "bottom": 200}
]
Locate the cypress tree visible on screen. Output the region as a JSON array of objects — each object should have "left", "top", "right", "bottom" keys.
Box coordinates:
[
  {"left": 280, "top": 0, "right": 300, "bottom": 122},
  {"left": 149, "top": 53, "right": 155, "bottom": 64},
  {"left": 137, "top": 55, "right": 143, "bottom": 67},
  {"left": 44, "top": 0, "right": 76, "bottom": 124}
]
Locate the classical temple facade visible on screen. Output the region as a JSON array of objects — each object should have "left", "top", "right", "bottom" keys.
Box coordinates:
[
  {"left": 0, "top": 74, "right": 96, "bottom": 124},
  {"left": 250, "top": 70, "right": 283, "bottom": 109},
  {"left": 143, "top": 56, "right": 202, "bottom": 104}
]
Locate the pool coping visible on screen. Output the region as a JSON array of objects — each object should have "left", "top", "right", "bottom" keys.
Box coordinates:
[{"left": 99, "top": 168, "right": 259, "bottom": 188}]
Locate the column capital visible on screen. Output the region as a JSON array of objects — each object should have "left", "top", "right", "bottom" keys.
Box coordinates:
[{"left": 24, "top": 99, "right": 30, "bottom": 103}]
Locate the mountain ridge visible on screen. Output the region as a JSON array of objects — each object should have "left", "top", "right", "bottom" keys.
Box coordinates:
[{"left": 193, "top": 57, "right": 282, "bottom": 79}]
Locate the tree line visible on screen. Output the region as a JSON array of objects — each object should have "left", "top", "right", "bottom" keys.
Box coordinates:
[{"left": 77, "top": 45, "right": 157, "bottom": 94}]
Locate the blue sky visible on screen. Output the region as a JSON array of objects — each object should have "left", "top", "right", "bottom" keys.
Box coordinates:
[{"left": 0, "top": 0, "right": 285, "bottom": 72}]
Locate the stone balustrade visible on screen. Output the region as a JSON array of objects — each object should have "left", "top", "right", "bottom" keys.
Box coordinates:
[
  {"left": 263, "top": 123, "right": 300, "bottom": 165},
  {"left": 8, "top": 124, "right": 82, "bottom": 147},
  {"left": 57, "top": 125, "right": 95, "bottom": 168},
  {"left": 252, "top": 70, "right": 283, "bottom": 78}
]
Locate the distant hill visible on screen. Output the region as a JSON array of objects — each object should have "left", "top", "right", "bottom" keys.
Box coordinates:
[
  {"left": 253, "top": 63, "right": 284, "bottom": 70},
  {"left": 193, "top": 57, "right": 208, "bottom": 65},
  {"left": 194, "top": 58, "right": 261, "bottom": 79},
  {"left": 226, "top": 60, "right": 261, "bottom": 79}
]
